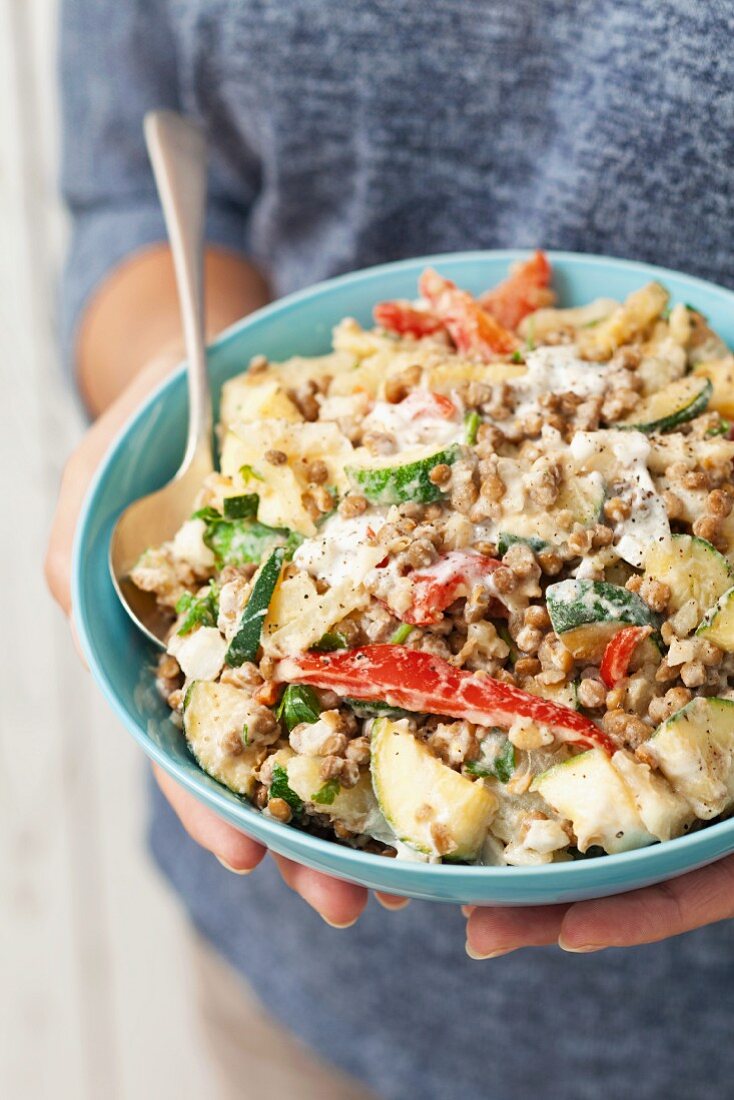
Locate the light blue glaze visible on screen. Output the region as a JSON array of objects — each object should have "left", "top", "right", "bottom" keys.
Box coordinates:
[{"left": 73, "top": 251, "right": 734, "bottom": 905}]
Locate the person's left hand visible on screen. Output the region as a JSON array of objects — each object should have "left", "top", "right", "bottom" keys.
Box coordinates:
[{"left": 464, "top": 855, "right": 734, "bottom": 957}]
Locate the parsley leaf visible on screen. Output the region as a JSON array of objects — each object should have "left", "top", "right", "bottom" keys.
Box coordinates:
[
  {"left": 311, "top": 778, "right": 341, "bottom": 805},
  {"left": 175, "top": 586, "right": 219, "bottom": 635},
  {"left": 269, "top": 763, "right": 303, "bottom": 814},
  {"left": 465, "top": 739, "right": 516, "bottom": 784},
  {"left": 275, "top": 684, "right": 322, "bottom": 731}
]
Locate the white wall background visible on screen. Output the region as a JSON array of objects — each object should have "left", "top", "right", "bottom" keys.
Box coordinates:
[{"left": 0, "top": 4, "right": 224, "bottom": 1096}]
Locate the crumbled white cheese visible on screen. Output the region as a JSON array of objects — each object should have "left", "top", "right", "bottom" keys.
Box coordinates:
[
  {"left": 171, "top": 519, "right": 216, "bottom": 573},
  {"left": 168, "top": 626, "right": 227, "bottom": 681}
]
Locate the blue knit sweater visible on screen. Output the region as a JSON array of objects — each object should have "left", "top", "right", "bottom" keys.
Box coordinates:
[{"left": 61, "top": 3, "right": 734, "bottom": 1096}]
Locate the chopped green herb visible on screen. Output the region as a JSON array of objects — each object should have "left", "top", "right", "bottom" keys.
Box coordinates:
[
  {"left": 192, "top": 505, "right": 222, "bottom": 525},
  {"left": 685, "top": 302, "right": 706, "bottom": 319},
  {"left": 241, "top": 723, "right": 249, "bottom": 747},
  {"left": 194, "top": 504, "right": 295, "bottom": 567},
  {"left": 223, "top": 494, "right": 259, "bottom": 519},
  {"left": 175, "top": 586, "right": 219, "bottom": 635},
  {"left": 269, "top": 763, "right": 303, "bottom": 814},
  {"left": 239, "top": 464, "right": 265, "bottom": 482},
  {"left": 707, "top": 418, "right": 731, "bottom": 438},
  {"left": 276, "top": 684, "right": 322, "bottom": 731},
  {"left": 283, "top": 529, "right": 305, "bottom": 560},
  {"left": 311, "top": 631, "right": 349, "bottom": 652},
  {"left": 463, "top": 409, "right": 481, "bottom": 446},
  {"left": 465, "top": 739, "right": 516, "bottom": 783},
  {"left": 511, "top": 349, "right": 524, "bottom": 363},
  {"left": 311, "top": 778, "right": 341, "bottom": 805},
  {"left": 661, "top": 304, "right": 672, "bottom": 320},
  {"left": 390, "top": 622, "right": 414, "bottom": 645},
  {"left": 496, "top": 623, "right": 518, "bottom": 666}
]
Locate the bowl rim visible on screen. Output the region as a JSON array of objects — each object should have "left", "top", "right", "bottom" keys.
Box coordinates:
[{"left": 72, "top": 248, "right": 734, "bottom": 884}]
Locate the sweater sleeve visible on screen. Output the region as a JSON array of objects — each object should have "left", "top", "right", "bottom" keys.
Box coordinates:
[{"left": 59, "top": 0, "right": 251, "bottom": 376}]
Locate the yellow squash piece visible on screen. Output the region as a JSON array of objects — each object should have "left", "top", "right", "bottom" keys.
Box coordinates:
[
  {"left": 693, "top": 356, "right": 734, "bottom": 419},
  {"left": 220, "top": 419, "right": 353, "bottom": 536},
  {"left": 577, "top": 282, "right": 669, "bottom": 359}
]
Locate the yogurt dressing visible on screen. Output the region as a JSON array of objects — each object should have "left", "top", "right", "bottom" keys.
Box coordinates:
[
  {"left": 570, "top": 429, "right": 671, "bottom": 566},
  {"left": 362, "top": 398, "right": 464, "bottom": 451},
  {"left": 293, "top": 511, "right": 387, "bottom": 585},
  {"left": 509, "top": 346, "right": 610, "bottom": 419}
]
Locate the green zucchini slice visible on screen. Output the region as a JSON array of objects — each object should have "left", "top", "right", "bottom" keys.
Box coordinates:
[
  {"left": 346, "top": 444, "right": 460, "bottom": 505},
  {"left": 370, "top": 719, "right": 496, "bottom": 859},
  {"left": 643, "top": 697, "right": 734, "bottom": 818},
  {"left": 225, "top": 547, "right": 285, "bottom": 666},
  {"left": 183, "top": 681, "right": 262, "bottom": 796},
  {"left": 696, "top": 585, "right": 734, "bottom": 650},
  {"left": 618, "top": 375, "right": 712, "bottom": 433},
  {"left": 546, "top": 579, "right": 657, "bottom": 661},
  {"left": 532, "top": 748, "right": 655, "bottom": 854},
  {"left": 644, "top": 534, "right": 733, "bottom": 616}
]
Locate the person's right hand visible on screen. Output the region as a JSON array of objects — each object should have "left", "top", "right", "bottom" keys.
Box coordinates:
[{"left": 45, "top": 352, "right": 407, "bottom": 927}]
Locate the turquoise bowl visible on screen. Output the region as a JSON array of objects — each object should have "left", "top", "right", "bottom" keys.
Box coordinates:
[{"left": 73, "top": 250, "right": 734, "bottom": 905}]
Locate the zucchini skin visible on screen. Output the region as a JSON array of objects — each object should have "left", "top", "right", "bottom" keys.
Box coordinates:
[
  {"left": 497, "top": 532, "right": 549, "bottom": 557},
  {"left": 225, "top": 547, "right": 285, "bottom": 666},
  {"left": 546, "top": 579, "right": 656, "bottom": 635},
  {"left": 347, "top": 445, "right": 459, "bottom": 505},
  {"left": 621, "top": 377, "right": 712, "bottom": 434}
]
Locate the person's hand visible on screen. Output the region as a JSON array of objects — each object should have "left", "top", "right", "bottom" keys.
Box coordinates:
[
  {"left": 464, "top": 855, "right": 734, "bottom": 957},
  {"left": 45, "top": 353, "right": 408, "bottom": 926}
]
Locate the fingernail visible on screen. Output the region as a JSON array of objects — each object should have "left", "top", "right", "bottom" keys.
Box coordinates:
[
  {"left": 465, "top": 943, "right": 512, "bottom": 960},
  {"left": 216, "top": 855, "right": 253, "bottom": 875},
  {"left": 321, "top": 915, "right": 359, "bottom": 930},
  {"left": 461, "top": 905, "right": 475, "bottom": 918},
  {"left": 558, "top": 938, "right": 602, "bottom": 954},
  {"left": 375, "top": 896, "right": 411, "bottom": 911}
]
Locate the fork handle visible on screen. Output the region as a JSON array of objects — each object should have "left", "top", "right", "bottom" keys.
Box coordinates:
[{"left": 144, "top": 110, "right": 213, "bottom": 471}]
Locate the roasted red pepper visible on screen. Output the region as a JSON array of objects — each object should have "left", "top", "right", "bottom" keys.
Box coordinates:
[
  {"left": 373, "top": 300, "right": 445, "bottom": 337},
  {"left": 478, "top": 250, "right": 555, "bottom": 330},
  {"left": 402, "top": 551, "right": 500, "bottom": 626},
  {"left": 418, "top": 269, "right": 520, "bottom": 359},
  {"left": 599, "top": 625, "right": 653, "bottom": 689},
  {"left": 275, "top": 644, "right": 615, "bottom": 753}
]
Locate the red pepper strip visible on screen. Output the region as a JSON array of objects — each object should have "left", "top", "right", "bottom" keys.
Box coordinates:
[
  {"left": 478, "top": 250, "right": 555, "bottom": 330},
  {"left": 275, "top": 645, "right": 616, "bottom": 753},
  {"left": 373, "top": 301, "right": 445, "bottom": 337},
  {"left": 399, "top": 390, "right": 457, "bottom": 420},
  {"left": 599, "top": 625, "right": 653, "bottom": 689},
  {"left": 402, "top": 551, "right": 500, "bottom": 626},
  {"left": 418, "top": 269, "right": 520, "bottom": 359}
]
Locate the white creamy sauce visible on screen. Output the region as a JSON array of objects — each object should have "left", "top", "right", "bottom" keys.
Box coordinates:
[
  {"left": 362, "top": 398, "right": 464, "bottom": 451},
  {"left": 570, "top": 429, "right": 671, "bottom": 567},
  {"left": 293, "top": 511, "right": 387, "bottom": 585},
  {"left": 509, "top": 346, "right": 610, "bottom": 419}
]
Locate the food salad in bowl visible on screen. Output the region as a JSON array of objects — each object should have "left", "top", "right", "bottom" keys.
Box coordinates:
[{"left": 127, "top": 252, "right": 734, "bottom": 870}]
